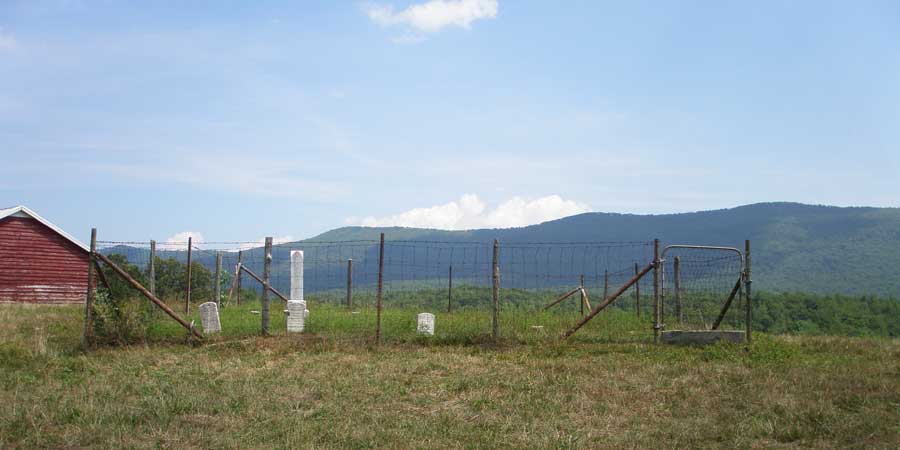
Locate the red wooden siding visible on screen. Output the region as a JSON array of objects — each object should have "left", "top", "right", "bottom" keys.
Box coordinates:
[{"left": 0, "top": 216, "right": 89, "bottom": 304}]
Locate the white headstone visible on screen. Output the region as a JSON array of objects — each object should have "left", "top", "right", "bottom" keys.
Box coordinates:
[
  {"left": 417, "top": 313, "right": 435, "bottom": 336},
  {"left": 286, "top": 300, "right": 307, "bottom": 333},
  {"left": 290, "top": 250, "right": 304, "bottom": 302},
  {"left": 199, "top": 302, "right": 221, "bottom": 334}
]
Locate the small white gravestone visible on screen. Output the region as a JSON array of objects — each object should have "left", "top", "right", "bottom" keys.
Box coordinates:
[
  {"left": 199, "top": 302, "right": 221, "bottom": 334},
  {"left": 417, "top": 313, "right": 435, "bottom": 336},
  {"left": 286, "top": 300, "right": 308, "bottom": 333}
]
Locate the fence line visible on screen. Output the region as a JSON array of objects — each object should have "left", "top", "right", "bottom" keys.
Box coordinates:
[{"left": 86, "top": 233, "right": 750, "bottom": 344}]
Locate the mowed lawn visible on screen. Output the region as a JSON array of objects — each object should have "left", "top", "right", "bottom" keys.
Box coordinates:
[{"left": 1, "top": 305, "right": 898, "bottom": 449}]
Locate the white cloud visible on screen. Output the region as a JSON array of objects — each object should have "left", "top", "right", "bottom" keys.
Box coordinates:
[
  {"left": 226, "top": 235, "right": 297, "bottom": 252},
  {"left": 0, "top": 28, "right": 17, "bottom": 53},
  {"left": 367, "top": 0, "right": 498, "bottom": 33},
  {"left": 165, "top": 231, "right": 205, "bottom": 249},
  {"left": 348, "top": 194, "right": 591, "bottom": 230}
]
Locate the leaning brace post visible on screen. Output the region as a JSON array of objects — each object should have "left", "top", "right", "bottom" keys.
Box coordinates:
[
  {"left": 711, "top": 275, "right": 743, "bottom": 330},
  {"left": 653, "top": 239, "right": 661, "bottom": 343},
  {"left": 94, "top": 251, "right": 202, "bottom": 339},
  {"left": 447, "top": 265, "right": 453, "bottom": 313},
  {"left": 579, "top": 274, "right": 585, "bottom": 315},
  {"left": 375, "top": 233, "right": 385, "bottom": 344},
  {"left": 82, "top": 228, "right": 97, "bottom": 352},
  {"left": 240, "top": 265, "right": 289, "bottom": 303},
  {"left": 492, "top": 239, "right": 500, "bottom": 340},
  {"left": 634, "top": 263, "right": 641, "bottom": 318},
  {"left": 185, "top": 236, "right": 192, "bottom": 314},
  {"left": 149, "top": 239, "right": 156, "bottom": 297},
  {"left": 564, "top": 261, "right": 654, "bottom": 338},
  {"left": 261, "top": 237, "right": 272, "bottom": 335},
  {"left": 674, "top": 256, "right": 682, "bottom": 324},
  {"left": 94, "top": 260, "right": 112, "bottom": 291},
  {"left": 346, "top": 258, "right": 353, "bottom": 307},
  {"left": 745, "top": 240, "right": 752, "bottom": 344},
  {"left": 214, "top": 252, "right": 222, "bottom": 307},
  {"left": 543, "top": 286, "right": 581, "bottom": 310}
]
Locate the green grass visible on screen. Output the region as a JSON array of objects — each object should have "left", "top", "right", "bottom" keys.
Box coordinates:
[
  {"left": 2, "top": 304, "right": 898, "bottom": 449},
  {"left": 144, "top": 300, "right": 657, "bottom": 345}
]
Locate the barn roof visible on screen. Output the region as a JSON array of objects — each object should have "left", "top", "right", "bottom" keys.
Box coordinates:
[{"left": 0, "top": 205, "right": 90, "bottom": 252}]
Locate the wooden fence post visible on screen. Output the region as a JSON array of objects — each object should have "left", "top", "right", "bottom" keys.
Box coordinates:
[
  {"left": 236, "top": 250, "right": 243, "bottom": 305},
  {"left": 215, "top": 251, "right": 222, "bottom": 307},
  {"left": 149, "top": 239, "right": 156, "bottom": 297},
  {"left": 346, "top": 258, "right": 353, "bottom": 307},
  {"left": 674, "top": 256, "right": 682, "bottom": 324},
  {"left": 492, "top": 239, "right": 500, "bottom": 340},
  {"left": 447, "top": 265, "right": 453, "bottom": 313},
  {"left": 262, "top": 237, "right": 272, "bottom": 335},
  {"left": 579, "top": 274, "right": 585, "bottom": 315},
  {"left": 376, "top": 233, "right": 385, "bottom": 344},
  {"left": 653, "top": 239, "right": 660, "bottom": 343},
  {"left": 185, "top": 236, "right": 192, "bottom": 314},
  {"left": 634, "top": 262, "right": 640, "bottom": 318},
  {"left": 745, "top": 240, "right": 752, "bottom": 344},
  {"left": 82, "top": 228, "right": 97, "bottom": 352}
]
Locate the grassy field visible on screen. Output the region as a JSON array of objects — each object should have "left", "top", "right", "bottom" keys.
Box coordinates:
[
  {"left": 140, "top": 300, "right": 657, "bottom": 345},
  {"left": 2, "top": 304, "right": 898, "bottom": 449}
]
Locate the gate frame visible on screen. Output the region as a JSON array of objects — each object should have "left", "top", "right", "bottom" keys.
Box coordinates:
[{"left": 658, "top": 244, "right": 749, "bottom": 343}]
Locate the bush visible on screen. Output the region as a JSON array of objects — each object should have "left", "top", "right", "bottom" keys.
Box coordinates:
[{"left": 91, "top": 291, "right": 149, "bottom": 345}]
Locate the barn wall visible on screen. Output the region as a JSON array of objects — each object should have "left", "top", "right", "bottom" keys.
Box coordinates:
[{"left": 0, "top": 216, "right": 89, "bottom": 304}]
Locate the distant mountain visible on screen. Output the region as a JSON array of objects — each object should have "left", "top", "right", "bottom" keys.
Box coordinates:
[{"left": 310, "top": 203, "right": 900, "bottom": 297}]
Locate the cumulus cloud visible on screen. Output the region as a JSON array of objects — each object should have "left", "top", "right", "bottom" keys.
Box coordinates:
[
  {"left": 163, "top": 232, "right": 295, "bottom": 252},
  {"left": 367, "top": 0, "right": 498, "bottom": 33},
  {"left": 165, "top": 231, "right": 205, "bottom": 249},
  {"left": 348, "top": 194, "right": 591, "bottom": 230},
  {"left": 232, "top": 235, "right": 296, "bottom": 252}
]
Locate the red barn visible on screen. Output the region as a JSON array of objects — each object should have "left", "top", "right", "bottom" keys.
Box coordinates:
[{"left": 0, "top": 205, "right": 90, "bottom": 304}]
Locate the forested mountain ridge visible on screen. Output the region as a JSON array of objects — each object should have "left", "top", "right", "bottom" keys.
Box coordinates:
[{"left": 311, "top": 202, "right": 900, "bottom": 297}]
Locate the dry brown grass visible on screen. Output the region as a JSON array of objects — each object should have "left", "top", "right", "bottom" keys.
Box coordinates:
[{"left": 1, "top": 304, "right": 898, "bottom": 449}]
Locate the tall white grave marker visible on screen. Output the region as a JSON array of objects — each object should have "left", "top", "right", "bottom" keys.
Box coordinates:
[
  {"left": 288, "top": 250, "right": 309, "bottom": 332},
  {"left": 291, "top": 250, "right": 304, "bottom": 302}
]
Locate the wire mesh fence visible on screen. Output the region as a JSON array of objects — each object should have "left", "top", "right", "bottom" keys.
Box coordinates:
[
  {"left": 660, "top": 246, "right": 745, "bottom": 332},
  {"left": 89, "top": 236, "right": 746, "bottom": 345}
]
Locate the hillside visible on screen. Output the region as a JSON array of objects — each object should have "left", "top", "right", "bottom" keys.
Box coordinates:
[{"left": 311, "top": 202, "right": 900, "bottom": 297}]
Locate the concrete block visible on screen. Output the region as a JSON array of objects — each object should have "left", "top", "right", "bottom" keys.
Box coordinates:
[{"left": 661, "top": 330, "right": 745, "bottom": 346}]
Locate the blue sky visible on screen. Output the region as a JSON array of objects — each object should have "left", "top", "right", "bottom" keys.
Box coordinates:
[{"left": 1, "top": 0, "right": 898, "bottom": 244}]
